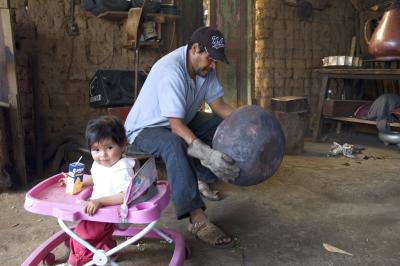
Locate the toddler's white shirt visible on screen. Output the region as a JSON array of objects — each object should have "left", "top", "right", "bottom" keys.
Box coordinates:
[{"left": 90, "top": 157, "right": 135, "bottom": 200}]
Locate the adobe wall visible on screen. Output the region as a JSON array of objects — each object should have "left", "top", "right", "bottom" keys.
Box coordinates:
[
  {"left": 255, "top": 0, "right": 356, "bottom": 129},
  {"left": 8, "top": 0, "right": 356, "bottom": 178},
  {"left": 11, "top": 0, "right": 161, "bottom": 171}
]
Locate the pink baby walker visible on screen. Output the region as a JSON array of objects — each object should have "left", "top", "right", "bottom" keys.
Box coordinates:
[{"left": 22, "top": 157, "right": 187, "bottom": 266}]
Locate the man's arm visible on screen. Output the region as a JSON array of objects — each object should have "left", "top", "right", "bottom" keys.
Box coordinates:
[
  {"left": 169, "top": 117, "right": 197, "bottom": 145},
  {"left": 209, "top": 97, "right": 235, "bottom": 119},
  {"left": 168, "top": 97, "right": 235, "bottom": 146},
  {"left": 168, "top": 103, "right": 240, "bottom": 182}
]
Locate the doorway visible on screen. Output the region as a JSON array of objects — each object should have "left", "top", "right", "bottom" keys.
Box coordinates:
[{"left": 206, "top": 0, "right": 255, "bottom": 107}]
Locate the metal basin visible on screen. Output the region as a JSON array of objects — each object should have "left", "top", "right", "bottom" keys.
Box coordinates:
[
  {"left": 212, "top": 105, "right": 285, "bottom": 186},
  {"left": 378, "top": 131, "right": 400, "bottom": 147}
]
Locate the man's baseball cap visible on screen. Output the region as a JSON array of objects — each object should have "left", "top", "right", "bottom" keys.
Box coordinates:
[{"left": 190, "top": 26, "right": 230, "bottom": 64}]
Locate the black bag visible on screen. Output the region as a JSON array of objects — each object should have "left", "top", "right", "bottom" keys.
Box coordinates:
[
  {"left": 81, "top": 0, "right": 132, "bottom": 16},
  {"left": 89, "top": 70, "right": 147, "bottom": 107}
]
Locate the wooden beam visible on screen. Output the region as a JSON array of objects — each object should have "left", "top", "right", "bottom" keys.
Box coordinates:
[
  {"left": 0, "top": 101, "right": 9, "bottom": 108},
  {"left": 0, "top": 8, "right": 27, "bottom": 186},
  {"left": 0, "top": 0, "right": 9, "bottom": 9}
]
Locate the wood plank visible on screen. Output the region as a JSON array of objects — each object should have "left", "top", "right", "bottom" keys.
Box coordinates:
[
  {"left": 147, "top": 13, "right": 180, "bottom": 21},
  {"left": 0, "top": 8, "right": 27, "bottom": 186},
  {"left": 315, "top": 68, "right": 400, "bottom": 79},
  {"left": 178, "top": 0, "right": 202, "bottom": 45},
  {"left": 326, "top": 116, "right": 400, "bottom": 128},
  {"left": 350, "top": 36, "right": 356, "bottom": 56},
  {"left": 97, "top": 11, "right": 127, "bottom": 21},
  {"left": 211, "top": 0, "right": 250, "bottom": 107},
  {"left": 0, "top": 101, "right": 9, "bottom": 108},
  {"left": 0, "top": 6, "right": 6, "bottom": 101},
  {"left": 97, "top": 11, "right": 180, "bottom": 22},
  {"left": 0, "top": 0, "right": 8, "bottom": 9},
  {"left": 313, "top": 75, "right": 329, "bottom": 141},
  {"left": 122, "top": 40, "right": 163, "bottom": 49}
]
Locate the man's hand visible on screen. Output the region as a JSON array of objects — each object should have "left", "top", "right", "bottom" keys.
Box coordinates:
[{"left": 187, "top": 139, "right": 240, "bottom": 182}]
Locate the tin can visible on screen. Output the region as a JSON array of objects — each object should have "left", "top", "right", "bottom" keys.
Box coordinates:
[
  {"left": 143, "top": 21, "right": 157, "bottom": 41},
  {"left": 66, "top": 162, "right": 84, "bottom": 195}
]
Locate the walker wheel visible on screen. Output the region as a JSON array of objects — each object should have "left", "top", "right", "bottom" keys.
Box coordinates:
[
  {"left": 43, "top": 253, "right": 56, "bottom": 265},
  {"left": 185, "top": 246, "right": 191, "bottom": 259}
]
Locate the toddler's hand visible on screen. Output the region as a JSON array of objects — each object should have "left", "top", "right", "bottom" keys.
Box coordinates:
[
  {"left": 58, "top": 173, "right": 68, "bottom": 186},
  {"left": 84, "top": 199, "right": 102, "bottom": 216}
]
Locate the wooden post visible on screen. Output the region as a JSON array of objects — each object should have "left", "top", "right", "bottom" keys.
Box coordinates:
[
  {"left": 0, "top": 8, "right": 27, "bottom": 186},
  {"left": 0, "top": 105, "right": 11, "bottom": 189},
  {"left": 0, "top": 0, "right": 9, "bottom": 9},
  {"left": 313, "top": 75, "right": 329, "bottom": 141}
]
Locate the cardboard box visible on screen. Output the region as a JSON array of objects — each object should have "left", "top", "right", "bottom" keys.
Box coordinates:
[
  {"left": 271, "top": 96, "right": 308, "bottom": 113},
  {"left": 322, "top": 100, "right": 372, "bottom": 117}
]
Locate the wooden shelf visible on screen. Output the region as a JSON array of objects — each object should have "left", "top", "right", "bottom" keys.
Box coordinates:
[
  {"left": 97, "top": 11, "right": 180, "bottom": 22},
  {"left": 313, "top": 69, "right": 400, "bottom": 141},
  {"left": 146, "top": 13, "right": 180, "bottom": 21},
  {"left": 122, "top": 40, "right": 163, "bottom": 49},
  {"left": 0, "top": 101, "right": 9, "bottom": 108},
  {"left": 315, "top": 68, "right": 400, "bottom": 79},
  {"left": 97, "top": 11, "right": 127, "bottom": 21},
  {"left": 325, "top": 116, "right": 400, "bottom": 128}
]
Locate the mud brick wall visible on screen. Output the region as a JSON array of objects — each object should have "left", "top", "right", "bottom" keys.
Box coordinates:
[
  {"left": 10, "top": 0, "right": 160, "bottom": 169},
  {"left": 255, "top": 0, "right": 355, "bottom": 130}
]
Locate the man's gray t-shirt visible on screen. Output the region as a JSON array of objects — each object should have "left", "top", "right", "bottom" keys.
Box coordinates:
[{"left": 124, "top": 45, "right": 224, "bottom": 144}]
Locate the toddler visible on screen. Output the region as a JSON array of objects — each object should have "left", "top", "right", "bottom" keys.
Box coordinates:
[{"left": 62, "top": 115, "right": 134, "bottom": 266}]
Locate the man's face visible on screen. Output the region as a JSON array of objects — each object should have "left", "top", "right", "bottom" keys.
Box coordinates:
[{"left": 192, "top": 46, "right": 218, "bottom": 77}]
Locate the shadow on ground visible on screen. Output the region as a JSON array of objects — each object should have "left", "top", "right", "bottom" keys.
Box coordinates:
[{"left": 2, "top": 133, "right": 400, "bottom": 265}]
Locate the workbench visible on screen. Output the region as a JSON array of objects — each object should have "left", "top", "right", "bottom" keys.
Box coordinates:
[{"left": 313, "top": 68, "right": 400, "bottom": 141}]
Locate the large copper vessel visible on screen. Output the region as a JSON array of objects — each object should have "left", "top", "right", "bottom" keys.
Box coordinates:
[
  {"left": 364, "top": 2, "right": 400, "bottom": 60},
  {"left": 212, "top": 105, "right": 285, "bottom": 186}
]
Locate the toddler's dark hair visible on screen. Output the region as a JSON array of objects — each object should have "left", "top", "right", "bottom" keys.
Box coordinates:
[{"left": 85, "top": 115, "right": 126, "bottom": 148}]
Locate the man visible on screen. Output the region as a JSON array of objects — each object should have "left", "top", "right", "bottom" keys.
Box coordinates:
[{"left": 125, "top": 26, "right": 239, "bottom": 248}]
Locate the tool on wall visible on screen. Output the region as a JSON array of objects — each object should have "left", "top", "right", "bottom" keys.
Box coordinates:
[
  {"left": 370, "top": 1, "right": 393, "bottom": 12},
  {"left": 67, "top": 0, "right": 80, "bottom": 36},
  {"left": 297, "top": 0, "right": 313, "bottom": 19},
  {"left": 125, "top": 6, "right": 145, "bottom": 99},
  {"left": 350, "top": 0, "right": 392, "bottom": 12},
  {"left": 284, "top": 0, "right": 331, "bottom": 19}
]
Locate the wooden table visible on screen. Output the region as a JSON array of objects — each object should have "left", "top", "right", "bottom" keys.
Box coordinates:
[{"left": 313, "top": 68, "right": 400, "bottom": 141}]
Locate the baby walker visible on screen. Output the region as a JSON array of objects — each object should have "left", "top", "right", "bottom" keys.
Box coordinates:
[{"left": 22, "top": 157, "right": 187, "bottom": 266}]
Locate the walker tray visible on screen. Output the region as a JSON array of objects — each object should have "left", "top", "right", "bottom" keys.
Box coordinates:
[{"left": 24, "top": 175, "right": 169, "bottom": 224}]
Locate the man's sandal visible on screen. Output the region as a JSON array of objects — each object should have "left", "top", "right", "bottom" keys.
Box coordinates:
[
  {"left": 198, "top": 180, "right": 221, "bottom": 201},
  {"left": 188, "top": 219, "right": 235, "bottom": 249}
]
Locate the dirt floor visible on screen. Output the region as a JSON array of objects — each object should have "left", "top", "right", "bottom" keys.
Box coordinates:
[{"left": 2, "top": 132, "right": 400, "bottom": 266}]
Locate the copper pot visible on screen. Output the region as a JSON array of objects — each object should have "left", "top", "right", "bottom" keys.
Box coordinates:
[{"left": 364, "top": 2, "right": 400, "bottom": 60}]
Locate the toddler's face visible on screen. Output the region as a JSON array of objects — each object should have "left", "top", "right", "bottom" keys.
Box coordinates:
[{"left": 90, "top": 138, "right": 124, "bottom": 167}]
